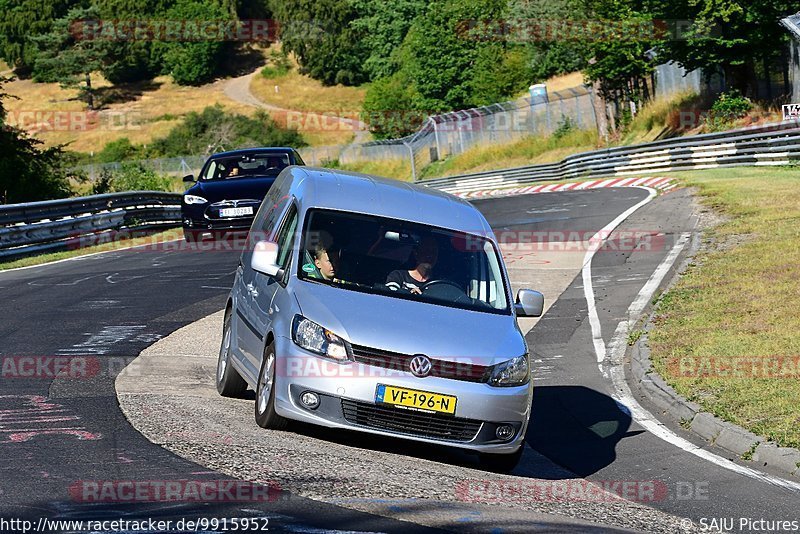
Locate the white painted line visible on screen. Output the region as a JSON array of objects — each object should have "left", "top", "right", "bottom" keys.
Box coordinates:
[
  {"left": 582, "top": 186, "right": 657, "bottom": 364},
  {"left": 583, "top": 203, "right": 800, "bottom": 493}
]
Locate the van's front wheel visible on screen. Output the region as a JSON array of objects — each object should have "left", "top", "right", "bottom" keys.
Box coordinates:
[{"left": 255, "top": 342, "right": 288, "bottom": 430}]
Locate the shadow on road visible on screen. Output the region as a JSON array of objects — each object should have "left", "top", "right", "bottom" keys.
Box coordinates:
[{"left": 526, "top": 385, "right": 643, "bottom": 478}]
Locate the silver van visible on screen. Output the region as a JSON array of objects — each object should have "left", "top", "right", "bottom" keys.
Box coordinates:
[{"left": 216, "top": 167, "right": 543, "bottom": 470}]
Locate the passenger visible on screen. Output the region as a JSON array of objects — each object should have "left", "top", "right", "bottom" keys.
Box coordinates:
[
  {"left": 385, "top": 236, "right": 438, "bottom": 295},
  {"left": 312, "top": 244, "right": 339, "bottom": 281}
]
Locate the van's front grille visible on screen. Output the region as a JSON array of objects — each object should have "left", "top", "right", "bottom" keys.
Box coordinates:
[
  {"left": 341, "top": 399, "right": 482, "bottom": 442},
  {"left": 350, "top": 344, "right": 489, "bottom": 383}
]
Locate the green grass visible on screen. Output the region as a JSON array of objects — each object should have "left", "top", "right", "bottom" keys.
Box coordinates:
[
  {"left": 649, "top": 166, "right": 800, "bottom": 449},
  {"left": 0, "top": 228, "right": 183, "bottom": 271}
]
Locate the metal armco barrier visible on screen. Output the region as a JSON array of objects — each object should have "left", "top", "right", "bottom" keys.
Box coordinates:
[
  {"left": 420, "top": 120, "right": 800, "bottom": 194},
  {"left": 0, "top": 192, "right": 182, "bottom": 261},
  {"left": 4, "top": 120, "right": 800, "bottom": 262}
]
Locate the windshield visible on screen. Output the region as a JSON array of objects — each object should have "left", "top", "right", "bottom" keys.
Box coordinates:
[
  {"left": 298, "top": 209, "right": 510, "bottom": 314},
  {"left": 201, "top": 153, "right": 291, "bottom": 181}
]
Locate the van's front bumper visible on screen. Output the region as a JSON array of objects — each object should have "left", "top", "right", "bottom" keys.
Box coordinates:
[{"left": 271, "top": 336, "right": 532, "bottom": 454}]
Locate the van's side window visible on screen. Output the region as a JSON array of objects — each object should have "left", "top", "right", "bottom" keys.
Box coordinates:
[{"left": 275, "top": 205, "right": 298, "bottom": 269}]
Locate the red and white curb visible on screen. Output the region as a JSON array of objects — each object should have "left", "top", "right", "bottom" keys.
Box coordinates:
[{"left": 453, "top": 176, "right": 676, "bottom": 199}]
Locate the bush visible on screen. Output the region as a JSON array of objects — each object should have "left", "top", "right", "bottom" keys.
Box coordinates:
[
  {"left": 552, "top": 116, "right": 576, "bottom": 140},
  {"left": 260, "top": 50, "right": 292, "bottom": 79},
  {"left": 92, "top": 164, "right": 174, "bottom": 194},
  {"left": 147, "top": 105, "right": 306, "bottom": 157},
  {"left": 705, "top": 90, "right": 753, "bottom": 131},
  {"left": 95, "top": 138, "right": 140, "bottom": 163},
  {"left": 362, "top": 72, "right": 422, "bottom": 139},
  {"left": 158, "top": 0, "right": 232, "bottom": 85}
]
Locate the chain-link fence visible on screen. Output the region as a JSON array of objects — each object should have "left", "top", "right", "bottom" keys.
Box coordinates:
[
  {"left": 77, "top": 156, "right": 208, "bottom": 181},
  {"left": 299, "top": 85, "right": 598, "bottom": 179},
  {"left": 75, "top": 85, "right": 599, "bottom": 182}
]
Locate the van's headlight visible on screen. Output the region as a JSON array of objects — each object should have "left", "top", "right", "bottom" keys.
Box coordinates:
[
  {"left": 487, "top": 354, "right": 529, "bottom": 386},
  {"left": 183, "top": 194, "right": 207, "bottom": 205},
  {"left": 291, "top": 315, "right": 351, "bottom": 362}
]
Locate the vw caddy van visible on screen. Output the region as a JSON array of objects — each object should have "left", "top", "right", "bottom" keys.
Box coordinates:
[{"left": 216, "top": 166, "right": 544, "bottom": 470}]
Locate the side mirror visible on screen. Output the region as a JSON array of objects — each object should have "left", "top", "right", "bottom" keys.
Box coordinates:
[
  {"left": 251, "top": 240, "right": 283, "bottom": 278},
  {"left": 182, "top": 174, "right": 195, "bottom": 183},
  {"left": 515, "top": 289, "right": 544, "bottom": 317}
]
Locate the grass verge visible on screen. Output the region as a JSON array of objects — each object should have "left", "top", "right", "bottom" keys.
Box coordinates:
[
  {"left": 648, "top": 166, "right": 800, "bottom": 449},
  {"left": 0, "top": 228, "right": 183, "bottom": 271}
]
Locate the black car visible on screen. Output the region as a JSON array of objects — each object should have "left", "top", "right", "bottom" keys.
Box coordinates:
[{"left": 181, "top": 147, "right": 305, "bottom": 241}]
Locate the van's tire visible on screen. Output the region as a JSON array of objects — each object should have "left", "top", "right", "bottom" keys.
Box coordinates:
[
  {"left": 216, "top": 309, "right": 247, "bottom": 397},
  {"left": 479, "top": 442, "right": 525, "bottom": 473},
  {"left": 255, "top": 341, "right": 289, "bottom": 430}
]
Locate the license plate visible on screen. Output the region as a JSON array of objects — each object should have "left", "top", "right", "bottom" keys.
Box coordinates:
[
  {"left": 219, "top": 207, "right": 253, "bottom": 218},
  {"left": 375, "top": 384, "right": 457, "bottom": 415}
]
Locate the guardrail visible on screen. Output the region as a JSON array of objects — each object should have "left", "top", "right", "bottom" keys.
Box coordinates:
[
  {"left": 3, "top": 120, "right": 799, "bottom": 262},
  {"left": 0, "top": 192, "right": 182, "bottom": 261},
  {"left": 420, "top": 120, "right": 800, "bottom": 194}
]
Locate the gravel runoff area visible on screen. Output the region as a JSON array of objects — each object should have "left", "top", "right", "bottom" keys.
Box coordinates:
[{"left": 116, "top": 310, "right": 700, "bottom": 533}]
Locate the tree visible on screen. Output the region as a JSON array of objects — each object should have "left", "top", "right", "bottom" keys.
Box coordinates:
[
  {"left": 579, "top": 0, "right": 657, "bottom": 98},
  {"left": 401, "top": 0, "right": 510, "bottom": 112},
  {"left": 0, "top": 79, "right": 75, "bottom": 203},
  {"left": 272, "top": 0, "right": 368, "bottom": 86},
  {"left": 158, "top": 0, "right": 234, "bottom": 85},
  {"left": 0, "top": 0, "right": 79, "bottom": 74},
  {"left": 649, "top": 0, "right": 797, "bottom": 95},
  {"left": 506, "top": 0, "right": 590, "bottom": 82},
  {"left": 361, "top": 71, "right": 421, "bottom": 138},
  {"left": 31, "top": 6, "right": 109, "bottom": 109},
  {"left": 92, "top": 0, "right": 174, "bottom": 84},
  {"left": 350, "top": 0, "right": 427, "bottom": 80}
]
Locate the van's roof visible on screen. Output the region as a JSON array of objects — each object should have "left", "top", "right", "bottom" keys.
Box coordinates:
[{"left": 289, "top": 166, "right": 492, "bottom": 236}]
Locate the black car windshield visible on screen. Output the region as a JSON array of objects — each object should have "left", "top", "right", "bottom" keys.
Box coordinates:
[
  {"left": 201, "top": 153, "right": 291, "bottom": 181},
  {"left": 298, "top": 209, "right": 510, "bottom": 315}
]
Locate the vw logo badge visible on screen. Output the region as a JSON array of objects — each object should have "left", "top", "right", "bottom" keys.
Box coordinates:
[{"left": 409, "top": 354, "right": 432, "bottom": 378}]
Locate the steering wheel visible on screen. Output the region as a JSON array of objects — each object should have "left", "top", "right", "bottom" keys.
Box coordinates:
[
  {"left": 421, "top": 279, "right": 470, "bottom": 303},
  {"left": 422, "top": 279, "right": 463, "bottom": 292}
]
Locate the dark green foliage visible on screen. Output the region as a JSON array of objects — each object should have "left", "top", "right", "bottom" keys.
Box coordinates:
[
  {"left": 350, "top": 0, "right": 427, "bottom": 80},
  {"left": 95, "top": 137, "right": 140, "bottom": 163},
  {"left": 92, "top": 163, "right": 173, "bottom": 193},
  {"left": 710, "top": 90, "right": 752, "bottom": 119},
  {"left": 260, "top": 50, "right": 291, "bottom": 78},
  {"left": 31, "top": 6, "right": 109, "bottom": 109},
  {"left": 552, "top": 116, "right": 576, "bottom": 139},
  {"left": 401, "top": 0, "right": 510, "bottom": 112},
  {"left": 158, "top": 0, "right": 233, "bottom": 85},
  {"left": 362, "top": 72, "right": 421, "bottom": 138},
  {"left": 271, "top": 0, "right": 368, "bottom": 86},
  {"left": 146, "top": 105, "right": 305, "bottom": 157},
  {"left": 649, "top": 0, "right": 797, "bottom": 95},
  {"left": 580, "top": 0, "right": 656, "bottom": 98},
  {"left": 0, "top": 0, "right": 78, "bottom": 73},
  {"left": 0, "top": 80, "right": 75, "bottom": 203}
]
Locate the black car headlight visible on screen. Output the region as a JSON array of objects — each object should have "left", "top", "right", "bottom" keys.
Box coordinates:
[
  {"left": 487, "top": 354, "right": 529, "bottom": 387},
  {"left": 183, "top": 194, "right": 208, "bottom": 205},
  {"left": 291, "top": 315, "right": 351, "bottom": 362}
]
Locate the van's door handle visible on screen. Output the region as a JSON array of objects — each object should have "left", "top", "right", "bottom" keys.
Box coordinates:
[{"left": 246, "top": 283, "right": 258, "bottom": 298}]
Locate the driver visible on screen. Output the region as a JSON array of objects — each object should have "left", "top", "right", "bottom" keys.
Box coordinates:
[{"left": 385, "top": 236, "right": 438, "bottom": 295}]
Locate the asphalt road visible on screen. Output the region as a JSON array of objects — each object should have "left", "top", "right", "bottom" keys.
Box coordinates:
[{"left": 1, "top": 186, "right": 797, "bottom": 532}]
